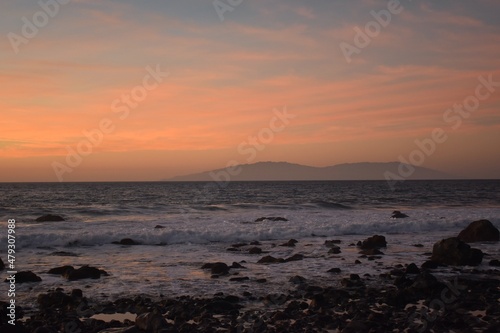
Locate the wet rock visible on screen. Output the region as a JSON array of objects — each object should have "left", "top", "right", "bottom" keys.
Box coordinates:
[
  {"left": 358, "top": 235, "right": 387, "bottom": 249},
  {"left": 285, "top": 254, "right": 304, "bottom": 262},
  {"left": 280, "top": 239, "right": 298, "bottom": 247},
  {"left": 37, "top": 290, "right": 73, "bottom": 309},
  {"left": 328, "top": 246, "right": 341, "bottom": 254},
  {"left": 421, "top": 260, "right": 440, "bottom": 269},
  {"left": 254, "top": 216, "right": 288, "bottom": 222},
  {"left": 112, "top": 238, "right": 141, "bottom": 245},
  {"left": 257, "top": 255, "right": 285, "bottom": 264},
  {"left": 405, "top": 263, "right": 421, "bottom": 274},
  {"left": 154, "top": 225, "right": 165, "bottom": 229},
  {"left": 248, "top": 247, "right": 262, "bottom": 254},
  {"left": 135, "top": 311, "right": 169, "bottom": 332},
  {"left": 201, "top": 262, "right": 230, "bottom": 275},
  {"left": 36, "top": 214, "right": 65, "bottom": 222},
  {"left": 489, "top": 259, "right": 500, "bottom": 267},
  {"left": 325, "top": 240, "right": 341, "bottom": 247},
  {"left": 49, "top": 251, "right": 79, "bottom": 257},
  {"left": 391, "top": 211, "right": 408, "bottom": 218},
  {"left": 65, "top": 266, "right": 108, "bottom": 281},
  {"left": 359, "top": 248, "right": 384, "bottom": 255},
  {"left": 431, "top": 237, "right": 483, "bottom": 266},
  {"left": 5, "top": 271, "right": 42, "bottom": 283},
  {"left": 412, "top": 243, "right": 424, "bottom": 247},
  {"left": 48, "top": 265, "right": 74, "bottom": 276},
  {"left": 0, "top": 258, "right": 4, "bottom": 270},
  {"left": 229, "top": 277, "right": 249, "bottom": 282},
  {"left": 327, "top": 267, "right": 341, "bottom": 274},
  {"left": 230, "top": 262, "right": 245, "bottom": 269},
  {"left": 457, "top": 219, "right": 499, "bottom": 243}
]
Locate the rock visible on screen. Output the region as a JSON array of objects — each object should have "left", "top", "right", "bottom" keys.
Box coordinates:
[
  {"left": 154, "top": 225, "right": 165, "bottom": 229},
  {"left": 431, "top": 237, "right": 483, "bottom": 266},
  {"left": 391, "top": 211, "right": 408, "bottom": 218},
  {"left": 65, "top": 266, "right": 108, "bottom": 281},
  {"left": 257, "top": 255, "right": 285, "bottom": 264},
  {"left": 254, "top": 216, "right": 288, "bottom": 222},
  {"left": 230, "top": 262, "right": 245, "bottom": 269},
  {"left": 37, "top": 290, "right": 73, "bottom": 309},
  {"left": 328, "top": 246, "right": 341, "bottom": 254},
  {"left": 231, "top": 243, "right": 247, "bottom": 248},
  {"left": 0, "top": 258, "right": 4, "bottom": 270},
  {"left": 285, "top": 254, "right": 304, "bottom": 262},
  {"left": 325, "top": 240, "right": 341, "bottom": 247},
  {"left": 48, "top": 265, "right": 74, "bottom": 276},
  {"left": 358, "top": 235, "right": 387, "bottom": 249},
  {"left": 229, "top": 277, "right": 249, "bottom": 282},
  {"left": 112, "top": 238, "right": 141, "bottom": 245},
  {"left": 95, "top": 328, "right": 138, "bottom": 333},
  {"left": 35, "top": 214, "right": 65, "bottom": 222},
  {"left": 489, "top": 259, "right": 500, "bottom": 267},
  {"left": 289, "top": 275, "right": 306, "bottom": 284},
  {"left": 136, "top": 311, "right": 169, "bottom": 332},
  {"left": 359, "top": 248, "right": 384, "bottom": 255},
  {"left": 405, "top": 263, "right": 421, "bottom": 274},
  {"left": 203, "top": 300, "right": 240, "bottom": 314},
  {"left": 248, "top": 247, "right": 262, "bottom": 254},
  {"left": 201, "top": 262, "right": 230, "bottom": 275},
  {"left": 421, "top": 260, "right": 440, "bottom": 269},
  {"left": 280, "top": 239, "right": 298, "bottom": 247},
  {"left": 4, "top": 271, "right": 42, "bottom": 283},
  {"left": 457, "top": 219, "right": 499, "bottom": 243}
]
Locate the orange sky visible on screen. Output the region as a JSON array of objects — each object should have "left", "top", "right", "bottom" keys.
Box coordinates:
[{"left": 1, "top": 0, "right": 500, "bottom": 181}]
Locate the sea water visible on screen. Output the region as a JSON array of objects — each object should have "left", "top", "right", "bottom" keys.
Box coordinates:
[{"left": 0, "top": 180, "right": 499, "bottom": 309}]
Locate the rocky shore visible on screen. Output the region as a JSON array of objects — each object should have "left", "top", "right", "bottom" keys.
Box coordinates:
[{"left": 1, "top": 219, "right": 499, "bottom": 333}]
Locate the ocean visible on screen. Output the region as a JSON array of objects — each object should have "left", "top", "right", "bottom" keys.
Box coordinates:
[{"left": 1, "top": 180, "right": 499, "bottom": 310}]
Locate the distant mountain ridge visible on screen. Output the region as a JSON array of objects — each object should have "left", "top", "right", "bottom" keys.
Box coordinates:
[{"left": 165, "top": 161, "right": 453, "bottom": 181}]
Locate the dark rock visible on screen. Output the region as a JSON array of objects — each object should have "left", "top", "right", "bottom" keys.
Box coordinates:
[
  {"left": 421, "top": 260, "right": 440, "bottom": 269},
  {"left": 229, "top": 277, "right": 249, "bottom": 282},
  {"left": 203, "top": 300, "right": 240, "bottom": 314},
  {"left": 412, "top": 244, "right": 424, "bottom": 248},
  {"left": 359, "top": 235, "right": 387, "bottom": 249},
  {"left": 359, "top": 248, "right": 384, "bottom": 255},
  {"left": 230, "top": 262, "right": 245, "bottom": 269},
  {"left": 328, "top": 246, "right": 341, "bottom": 254},
  {"left": 280, "top": 239, "right": 298, "bottom": 247},
  {"left": 49, "top": 251, "right": 79, "bottom": 257},
  {"left": 35, "top": 214, "right": 65, "bottom": 222},
  {"left": 4, "top": 271, "right": 42, "bottom": 283},
  {"left": 354, "top": 260, "right": 361, "bottom": 264},
  {"left": 65, "top": 266, "right": 107, "bottom": 281},
  {"left": 248, "top": 247, "right": 262, "bottom": 254},
  {"left": 249, "top": 241, "right": 261, "bottom": 245},
  {"left": 48, "top": 265, "right": 74, "bottom": 276},
  {"left": 431, "top": 237, "right": 483, "bottom": 266},
  {"left": 257, "top": 255, "right": 285, "bottom": 264},
  {"left": 489, "top": 259, "right": 500, "bottom": 267},
  {"left": 285, "top": 254, "right": 304, "bottom": 262},
  {"left": 154, "top": 225, "right": 165, "bottom": 229},
  {"left": 254, "top": 216, "right": 288, "bottom": 222},
  {"left": 457, "top": 219, "right": 499, "bottom": 243},
  {"left": 325, "top": 240, "right": 341, "bottom": 247},
  {"left": 256, "top": 278, "right": 267, "bottom": 283},
  {"left": 37, "top": 290, "right": 73, "bottom": 309},
  {"left": 201, "top": 262, "right": 230, "bottom": 275},
  {"left": 136, "top": 311, "right": 169, "bottom": 332},
  {"left": 289, "top": 275, "right": 306, "bottom": 284},
  {"left": 231, "top": 243, "right": 247, "bottom": 248},
  {"left": 226, "top": 247, "right": 240, "bottom": 252},
  {"left": 112, "top": 238, "right": 141, "bottom": 245},
  {"left": 391, "top": 210, "right": 408, "bottom": 218},
  {"left": 0, "top": 258, "right": 4, "bottom": 270},
  {"left": 327, "top": 268, "right": 341, "bottom": 274},
  {"left": 405, "top": 263, "right": 421, "bottom": 274}
]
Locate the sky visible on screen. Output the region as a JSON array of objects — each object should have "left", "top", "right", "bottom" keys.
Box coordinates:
[{"left": 1, "top": 0, "right": 500, "bottom": 182}]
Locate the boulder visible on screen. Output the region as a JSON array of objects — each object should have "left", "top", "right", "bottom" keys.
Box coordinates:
[
  {"left": 36, "top": 214, "right": 65, "bottom": 222},
  {"left": 457, "top": 219, "right": 499, "bottom": 243},
  {"left": 391, "top": 211, "right": 408, "bottom": 218},
  {"left": 4, "top": 271, "right": 42, "bottom": 283},
  {"left": 201, "top": 262, "right": 230, "bottom": 275},
  {"left": 257, "top": 255, "right": 285, "bottom": 264},
  {"left": 358, "top": 235, "right": 387, "bottom": 249},
  {"left": 48, "top": 265, "right": 74, "bottom": 276},
  {"left": 64, "top": 266, "right": 108, "bottom": 281},
  {"left": 255, "top": 217, "right": 288, "bottom": 222},
  {"left": 112, "top": 238, "right": 141, "bottom": 245},
  {"left": 431, "top": 237, "right": 483, "bottom": 266}
]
